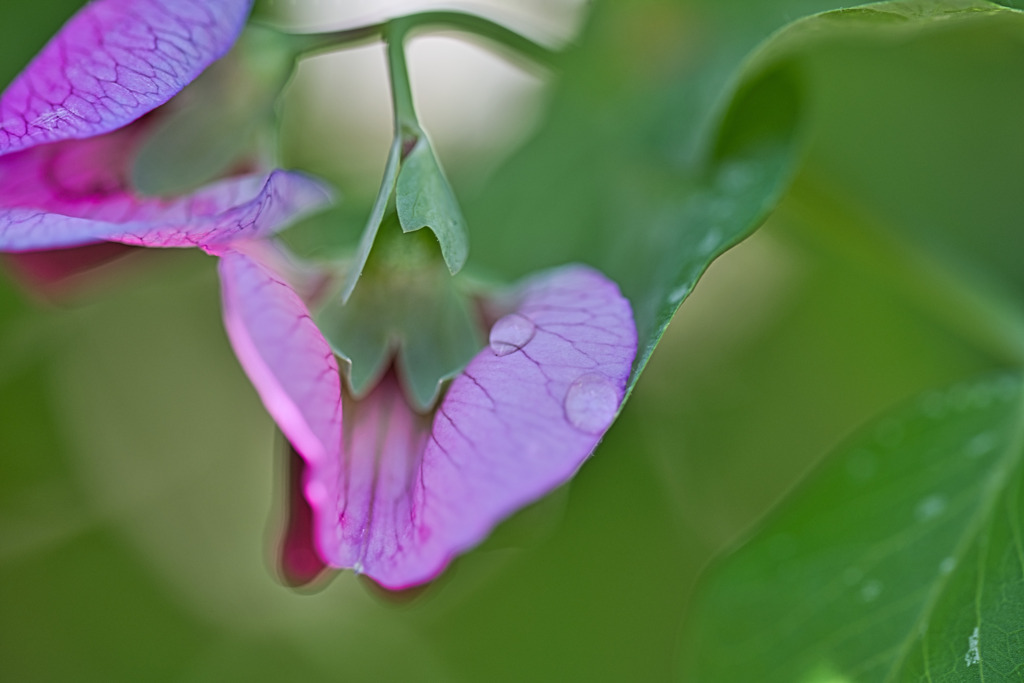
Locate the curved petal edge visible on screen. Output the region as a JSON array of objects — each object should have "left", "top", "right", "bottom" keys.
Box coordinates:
[
  {"left": 0, "top": 0, "right": 254, "bottom": 155},
  {"left": 218, "top": 245, "right": 342, "bottom": 479},
  {"left": 0, "top": 170, "right": 333, "bottom": 252}
]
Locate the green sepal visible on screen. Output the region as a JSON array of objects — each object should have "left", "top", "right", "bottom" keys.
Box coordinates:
[
  {"left": 336, "top": 138, "right": 403, "bottom": 304},
  {"left": 316, "top": 215, "right": 481, "bottom": 411},
  {"left": 338, "top": 126, "right": 469, "bottom": 303},
  {"left": 395, "top": 126, "right": 469, "bottom": 276}
]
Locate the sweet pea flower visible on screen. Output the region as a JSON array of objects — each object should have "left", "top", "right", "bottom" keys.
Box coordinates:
[
  {"left": 0, "top": 0, "right": 330, "bottom": 270},
  {"left": 0, "top": 0, "right": 639, "bottom": 591},
  {"left": 218, "top": 238, "right": 637, "bottom": 589}
]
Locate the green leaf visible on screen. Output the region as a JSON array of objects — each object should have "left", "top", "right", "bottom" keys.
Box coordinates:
[
  {"left": 0, "top": 0, "right": 80, "bottom": 88},
  {"left": 462, "top": 0, "right": 1024, "bottom": 396},
  {"left": 463, "top": 0, "right": 813, "bottom": 393},
  {"left": 395, "top": 130, "right": 470, "bottom": 277},
  {"left": 680, "top": 374, "right": 1024, "bottom": 681},
  {"left": 747, "top": 0, "right": 1004, "bottom": 67},
  {"left": 788, "top": 3, "right": 1024, "bottom": 300}
]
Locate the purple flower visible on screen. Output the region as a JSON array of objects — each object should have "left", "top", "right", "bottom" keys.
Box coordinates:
[
  {"left": 0, "top": 0, "right": 330, "bottom": 267},
  {"left": 219, "top": 242, "right": 637, "bottom": 589},
  {"left": 0, "top": 0, "right": 639, "bottom": 591}
]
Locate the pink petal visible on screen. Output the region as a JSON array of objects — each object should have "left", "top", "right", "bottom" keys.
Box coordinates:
[
  {"left": 278, "top": 444, "right": 330, "bottom": 587},
  {"left": 0, "top": 0, "right": 252, "bottom": 156},
  {"left": 0, "top": 169, "right": 332, "bottom": 252},
  {"left": 316, "top": 370, "right": 434, "bottom": 578},
  {"left": 217, "top": 244, "right": 342, "bottom": 497},
  {"left": 311, "top": 265, "right": 637, "bottom": 589},
  {"left": 0, "top": 99, "right": 333, "bottom": 253}
]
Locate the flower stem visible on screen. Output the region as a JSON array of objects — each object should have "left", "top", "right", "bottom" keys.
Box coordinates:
[
  {"left": 385, "top": 17, "right": 419, "bottom": 135},
  {"left": 284, "top": 11, "right": 560, "bottom": 70}
]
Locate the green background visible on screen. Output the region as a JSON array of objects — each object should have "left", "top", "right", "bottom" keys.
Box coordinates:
[{"left": 3, "top": 0, "right": 1022, "bottom": 680}]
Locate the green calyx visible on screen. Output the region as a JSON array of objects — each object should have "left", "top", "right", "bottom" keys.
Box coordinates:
[
  {"left": 315, "top": 214, "right": 482, "bottom": 412},
  {"left": 395, "top": 126, "right": 470, "bottom": 275},
  {"left": 336, "top": 24, "right": 470, "bottom": 304}
]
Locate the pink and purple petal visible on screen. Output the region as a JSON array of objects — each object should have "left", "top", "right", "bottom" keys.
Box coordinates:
[
  {"left": 319, "top": 370, "right": 433, "bottom": 576},
  {"left": 311, "top": 265, "right": 637, "bottom": 589},
  {"left": 218, "top": 245, "right": 342, "bottom": 485},
  {"left": 0, "top": 98, "right": 333, "bottom": 253},
  {"left": 0, "top": 169, "right": 332, "bottom": 252},
  {"left": 0, "top": 0, "right": 253, "bottom": 156},
  {"left": 279, "top": 444, "right": 330, "bottom": 587}
]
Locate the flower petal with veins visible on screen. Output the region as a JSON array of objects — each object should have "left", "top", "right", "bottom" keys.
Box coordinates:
[
  {"left": 0, "top": 52, "right": 333, "bottom": 255},
  {"left": 0, "top": 0, "right": 334, "bottom": 278},
  {"left": 0, "top": 170, "right": 332, "bottom": 253},
  {"left": 0, "top": 0, "right": 253, "bottom": 155},
  {"left": 218, "top": 245, "right": 342, "bottom": 476},
  {"left": 7, "top": 0, "right": 636, "bottom": 592},
  {"left": 310, "top": 265, "right": 637, "bottom": 589}
]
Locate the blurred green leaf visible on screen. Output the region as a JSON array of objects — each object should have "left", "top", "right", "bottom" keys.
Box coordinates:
[
  {"left": 396, "top": 130, "right": 470, "bottom": 276},
  {"left": 464, "top": 0, "right": 1024, "bottom": 392},
  {"left": 681, "top": 374, "right": 1024, "bottom": 681},
  {"left": 463, "top": 0, "right": 819, "bottom": 391},
  {"left": 0, "top": 0, "right": 83, "bottom": 87},
  {"left": 0, "top": 527, "right": 218, "bottom": 682},
  {"left": 675, "top": 4, "right": 1024, "bottom": 679},
  {"left": 131, "top": 25, "right": 296, "bottom": 197},
  {"left": 792, "top": 5, "right": 1024, "bottom": 299}
]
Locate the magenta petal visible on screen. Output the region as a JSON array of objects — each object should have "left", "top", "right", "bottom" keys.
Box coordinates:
[
  {"left": 0, "top": 170, "right": 332, "bottom": 252},
  {"left": 279, "top": 444, "right": 329, "bottom": 587},
  {"left": 218, "top": 245, "right": 342, "bottom": 483},
  {"left": 0, "top": 0, "right": 253, "bottom": 156},
  {"left": 317, "top": 371, "right": 433, "bottom": 578},
  {"left": 313, "top": 265, "right": 637, "bottom": 589},
  {"left": 0, "top": 98, "right": 333, "bottom": 253}
]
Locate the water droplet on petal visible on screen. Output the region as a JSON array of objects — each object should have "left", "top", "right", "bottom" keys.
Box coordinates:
[
  {"left": 564, "top": 373, "right": 620, "bottom": 434},
  {"left": 489, "top": 313, "right": 536, "bottom": 356}
]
